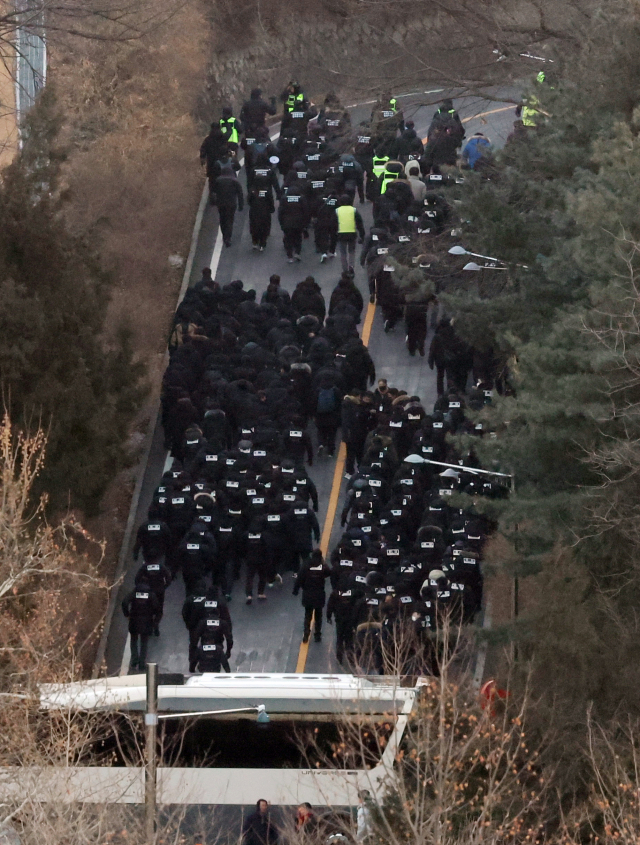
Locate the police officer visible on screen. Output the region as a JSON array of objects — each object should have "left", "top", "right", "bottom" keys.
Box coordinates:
[
  {"left": 122, "top": 576, "right": 160, "bottom": 673},
  {"left": 219, "top": 106, "right": 243, "bottom": 153},
  {"left": 281, "top": 80, "right": 309, "bottom": 115},
  {"left": 335, "top": 195, "right": 365, "bottom": 277}
]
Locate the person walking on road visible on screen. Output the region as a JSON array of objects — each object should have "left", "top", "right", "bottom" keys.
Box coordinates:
[
  {"left": 336, "top": 195, "right": 365, "bottom": 276},
  {"left": 243, "top": 799, "right": 279, "bottom": 845},
  {"left": 122, "top": 576, "right": 161, "bottom": 673},
  {"left": 212, "top": 165, "right": 244, "bottom": 247},
  {"left": 278, "top": 186, "right": 310, "bottom": 262},
  {"left": 293, "top": 549, "right": 331, "bottom": 643}
]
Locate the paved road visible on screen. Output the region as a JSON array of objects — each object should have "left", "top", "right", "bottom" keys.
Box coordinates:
[{"left": 104, "top": 87, "right": 520, "bottom": 678}]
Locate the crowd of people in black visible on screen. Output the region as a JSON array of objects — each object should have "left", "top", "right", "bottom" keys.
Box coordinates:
[{"left": 122, "top": 80, "right": 509, "bottom": 674}]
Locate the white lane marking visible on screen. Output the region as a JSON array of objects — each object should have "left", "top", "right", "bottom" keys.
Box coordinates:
[{"left": 120, "top": 634, "right": 131, "bottom": 676}]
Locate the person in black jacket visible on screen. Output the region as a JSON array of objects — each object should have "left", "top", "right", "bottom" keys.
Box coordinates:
[
  {"left": 428, "top": 317, "right": 472, "bottom": 395},
  {"left": 243, "top": 800, "right": 279, "bottom": 845},
  {"left": 341, "top": 389, "right": 374, "bottom": 477},
  {"left": 200, "top": 123, "right": 229, "bottom": 186},
  {"left": 278, "top": 186, "right": 310, "bottom": 262},
  {"left": 240, "top": 88, "right": 277, "bottom": 134},
  {"left": 122, "top": 577, "right": 161, "bottom": 673},
  {"left": 294, "top": 549, "right": 331, "bottom": 642},
  {"left": 212, "top": 165, "right": 244, "bottom": 247}
]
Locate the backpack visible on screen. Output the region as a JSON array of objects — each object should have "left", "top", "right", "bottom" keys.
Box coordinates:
[{"left": 317, "top": 387, "right": 338, "bottom": 414}]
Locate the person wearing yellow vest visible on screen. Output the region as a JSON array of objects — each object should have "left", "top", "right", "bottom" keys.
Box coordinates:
[
  {"left": 335, "top": 195, "right": 365, "bottom": 276},
  {"left": 219, "top": 106, "right": 243, "bottom": 153},
  {"left": 379, "top": 161, "right": 404, "bottom": 194}
]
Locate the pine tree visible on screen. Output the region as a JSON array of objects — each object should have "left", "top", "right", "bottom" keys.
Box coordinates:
[
  {"left": 445, "top": 5, "right": 640, "bottom": 729},
  {"left": 0, "top": 87, "right": 146, "bottom": 513}
]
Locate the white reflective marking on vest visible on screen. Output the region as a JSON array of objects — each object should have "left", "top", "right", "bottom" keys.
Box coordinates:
[
  {"left": 391, "top": 509, "right": 402, "bottom": 516},
  {"left": 353, "top": 539, "right": 362, "bottom": 546},
  {"left": 294, "top": 509, "right": 307, "bottom": 515},
  {"left": 282, "top": 468, "right": 294, "bottom": 473},
  {"left": 377, "top": 247, "right": 388, "bottom": 255},
  {"left": 371, "top": 234, "right": 379, "bottom": 241},
  {"left": 418, "top": 228, "right": 432, "bottom": 234},
  {"left": 248, "top": 534, "right": 261, "bottom": 540},
  {"left": 220, "top": 527, "right": 232, "bottom": 532},
  {"left": 369, "top": 479, "right": 382, "bottom": 487},
  {"left": 390, "top": 421, "right": 402, "bottom": 428},
  {"left": 422, "top": 446, "right": 433, "bottom": 453},
  {"left": 362, "top": 525, "right": 371, "bottom": 532},
  {"left": 298, "top": 172, "right": 307, "bottom": 178},
  {"left": 135, "top": 592, "right": 149, "bottom": 599},
  {"left": 288, "top": 196, "right": 300, "bottom": 202},
  {"left": 207, "top": 619, "right": 220, "bottom": 627},
  {"left": 463, "top": 557, "right": 477, "bottom": 565},
  {"left": 382, "top": 110, "right": 394, "bottom": 118},
  {"left": 387, "top": 548, "right": 400, "bottom": 555},
  {"left": 205, "top": 600, "right": 218, "bottom": 607},
  {"left": 203, "top": 645, "right": 217, "bottom": 652},
  {"left": 254, "top": 450, "right": 266, "bottom": 456},
  {"left": 340, "top": 590, "right": 352, "bottom": 597},
  {"left": 310, "top": 565, "right": 323, "bottom": 571},
  {"left": 230, "top": 509, "right": 241, "bottom": 515},
  {"left": 308, "top": 154, "right": 320, "bottom": 161},
  {"left": 290, "top": 430, "right": 302, "bottom": 437},
  {"left": 383, "top": 264, "right": 394, "bottom": 272},
  {"left": 246, "top": 489, "right": 257, "bottom": 496},
  {"left": 401, "top": 478, "right": 414, "bottom": 485},
  {"left": 421, "top": 541, "right": 435, "bottom": 549},
  {"left": 312, "top": 181, "right": 324, "bottom": 188},
  {"left": 326, "top": 119, "right": 340, "bottom": 126},
  {"left": 148, "top": 525, "right": 161, "bottom": 531},
  {"left": 291, "top": 111, "right": 304, "bottom": 118},
  {"left": 355, "top": 576, "right": 366, "bottom": 584},
  {"left": 439, "top": 489, "right": 453, "bottom": 496},
  {"left": 258, "top": 190, "right": 267, "bottom": 197},
  {"left": 408, "top": 216, "right": 418, "bottom": 222},
  {"left": 252, "top": 497, "right": 265, "bottom": 504},
  {"left": 226, "top": 481, "right": 239, "bottom": 488},
  {"left": 268, "top": 515, "right": 280, "bottom": 521},
  {"left": 408, "top": 414, "right": 420, "bottom": 420},
  {"left": 399, "top": 235, "right": 411, "bottom": 242},
  {"left": 205, "top": 455, "right": 217, "bottom": 462},
  {"left": 400, "top": 596, "right": 412, "bottom": 603},
  {"left": 187, "top": 544, "right": 200, "bottom": 551},
  {"left": 340, "top": 560, "right": 353, "bottom": 567},
  {"left": 429, "top": 174, "right": 443, "bottom": 181},
  {"left": 284, "top": 494, "right": 295, "bottom": 501},
  {"left": 357, "top": 136, "right": 371, "bottom": 144},
  {"left": 433, "top": 422, "right": 443, "bottom": 429},
  {"left": 449, "top": 401, "right": 461, "bottom": 408},
  {"left": 147, "top": 564, "right": 160, "bottom": 571}
]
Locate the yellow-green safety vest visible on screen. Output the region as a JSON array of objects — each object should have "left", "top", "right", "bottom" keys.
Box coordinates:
[
  {"left": 336, "top": 205, "right": 357, "bottom": 234},
  {"left": 220, "top": 117, "right": 240, "bottom": 144},
  {"left": 285, "top": 92, "right": 305, "bottom": 113},
  {"left": 372, "top": 155, "right": 389, "bottom": 177},
  {"left": 380, "top": 170, "right": 399, "bottom": 194}
]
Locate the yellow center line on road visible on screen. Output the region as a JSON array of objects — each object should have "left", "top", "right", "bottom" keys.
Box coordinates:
[{"left": 294, "top": 299, "right": 377, "bottom": 672}]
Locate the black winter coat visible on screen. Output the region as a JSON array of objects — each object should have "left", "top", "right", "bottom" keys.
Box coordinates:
[{"left": 294, "top": 558, "right": 331, "bottom": 608}]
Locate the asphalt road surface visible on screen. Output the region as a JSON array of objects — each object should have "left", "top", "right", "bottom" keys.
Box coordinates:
[{"left": 104, "top": 86, "right": 521, "bottom": 678}]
